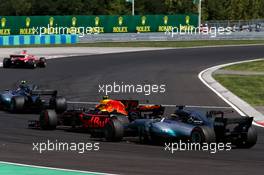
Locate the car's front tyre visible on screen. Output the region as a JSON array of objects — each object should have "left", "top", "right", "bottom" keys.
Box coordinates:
[{"left": 39, "top": 110, "right": 58, "bottom": 130}]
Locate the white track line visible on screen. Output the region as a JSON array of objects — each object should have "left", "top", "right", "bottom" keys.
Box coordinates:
[
  {"left": 67, "top": 101, "right": 231, "bottom": 109},
  {"left": 0, "top": 161, "right": 116, "bottom": 175},
  {"left": 198, "top": 68, "right": 246, "bottom": 116}
]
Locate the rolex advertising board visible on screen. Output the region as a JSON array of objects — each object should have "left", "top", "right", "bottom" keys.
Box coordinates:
[{"left": 0, "top": 15, "right": 198, "bottom": 35}]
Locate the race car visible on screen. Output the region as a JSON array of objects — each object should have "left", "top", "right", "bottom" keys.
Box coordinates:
[
  {"left": 28, "top": 98, "right": 164, "bottom": 141},
  {"left": 2, "top": 50, "right": 47, "bottom": 69},
  {"left": 117, "top": 106, "right": 257, "bottom": 148},
  {"left": 0, "top": 81, "right": 67, "bottom": 113}
]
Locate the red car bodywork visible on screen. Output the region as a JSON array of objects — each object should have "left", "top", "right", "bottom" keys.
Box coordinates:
[
  {"left": 30, "top": 99, "right": 164, "bottom": 131},
  {"left": 3, "top": 51, "right": 46, "bottom": 68}
]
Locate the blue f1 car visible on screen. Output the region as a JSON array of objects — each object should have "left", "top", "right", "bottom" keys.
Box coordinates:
[
  {"left": 105, "top": 106, "right": 257, "bottom": 148},
  {"left": 0, "top": 81, "right": 67, "bottom": 113}
]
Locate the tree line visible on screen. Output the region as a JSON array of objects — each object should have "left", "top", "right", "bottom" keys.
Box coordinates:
[{"left": 0, "top": 0, "right": 264, "bottom": 21}]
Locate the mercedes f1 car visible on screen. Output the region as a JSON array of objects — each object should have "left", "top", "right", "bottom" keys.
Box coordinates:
[
  {"left": 117, "top": 106, "right": 257, "bottom": 148},
  {"left": 29, "top": 99, "right": 164, "bottom": 139},
  {"left": 0, "top": 81, "right": 67, "bottom": 113},
  {"left": 2, "top": 50, "right": 47, "bottom": 69}
]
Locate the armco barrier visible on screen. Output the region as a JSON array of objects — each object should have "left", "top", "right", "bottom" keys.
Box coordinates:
[{"left": 0, "top": 35, "right": 77, "bottom": 46}]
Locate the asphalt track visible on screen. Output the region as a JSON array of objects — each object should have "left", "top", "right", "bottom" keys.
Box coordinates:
[{"left": 1, "top": 45, "right": 264, "bottom": 175}]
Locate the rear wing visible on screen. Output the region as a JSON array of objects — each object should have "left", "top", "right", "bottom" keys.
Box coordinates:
[
  {"left": 214, "top": 115, "right": 254, "bottom": 135},
  {"left": 10, "top": 55, "right": 25, "bottom": 58},
  {"left": 31, "top": 90, "right": 57, "bottom": 96},
  {"left": 207, "top": 110, "right": 234, "bottom": 118}
]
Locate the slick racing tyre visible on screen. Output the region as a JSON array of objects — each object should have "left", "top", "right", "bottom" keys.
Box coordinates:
[
  {"left": 191, "top": 126, "right": 216, "bottom": 143},
  {"left": 39, "top": 110, "right": 58, "bottom": 130},
  {"left": 10, "top": 96, "right": 25, "bottom": 113},
  {"left": 104, "top": 119, "right": 124, "bottom": 142},
  {"left": 38, "top": 57, "right": 47, "bottom": 68},
  {"left": 111, "top": 114, "right": 130, "bottom": 125},
  {"left": 55, "top": 97, "right": 67, "bottom": 113},
  {"left": 49, "top": 97, "right": 67, "bottom": 113},
  {"left": 235, "top": 126, "right": 257, "bottom": 148},
  {"left": 3, "top": 58, "right": 11, "bottom": 68}
]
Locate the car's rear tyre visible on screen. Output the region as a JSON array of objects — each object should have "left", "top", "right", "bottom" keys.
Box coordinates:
[
  {"left": 55, "top": 97, "right": 67, "bottom": 113},
  {"left": 235, "top": 126, "right": 257, "bottom": 148},
  {"left": 191, "top": 126, "right": 215, "bottom": 143},
  {"left": 111, "top": 114, "right": 129, "bottom": 125},
  {"left": 49, "top": 97, "right": 67, "bottom": 113},
  {"left": 10, "top": 96, "right": 25, "bottom": 113},
  {"left": 39, "top": 57, "right": 47, "bottom": 68},
  {"left": 3, "top": 58, "right": 11, "bottom": 68},
  {"left": 39, "top": 110, "right": 57, "bottom": 130},
  {"left": 104, "top": 119, "right": 124, "bottom": 142}
]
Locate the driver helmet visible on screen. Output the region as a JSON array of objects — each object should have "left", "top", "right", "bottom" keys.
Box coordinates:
[
  {"left": 102, "top": 95, "right": 109, "bottom": 100},
  {"left": 19, "top": 80, "right": 28, "bottom": 89}
]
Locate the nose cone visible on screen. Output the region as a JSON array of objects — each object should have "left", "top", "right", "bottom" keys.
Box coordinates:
[{"left": 1, "top": 94, "right": 11, "bottom": 103}]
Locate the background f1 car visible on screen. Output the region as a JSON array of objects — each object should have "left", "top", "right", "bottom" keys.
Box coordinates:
[
  {"left": 2, "top": 50, "right": 47, "bottom": 69},
  {"left": 0, "top": 83, "right": 67, "bottom": 113}
]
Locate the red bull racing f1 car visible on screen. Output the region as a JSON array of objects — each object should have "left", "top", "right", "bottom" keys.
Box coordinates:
[{"left": 28, "top": 98, "right": 164, "bottom": 141}]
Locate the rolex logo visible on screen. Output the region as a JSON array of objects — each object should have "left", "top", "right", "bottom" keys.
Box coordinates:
[
  {"left": 141, "top": 16, "right": 146, "bottom": 25},
  {"left": 26, "top": 17, "right": 31, "bottom": 27},
  {"left": 1, "top": 18, "right": 6, "bottom": 28},
  {"left": 164, "top": 16, "right": 168, "bottom": 25},
  {"left": 118, "top": 16, "right": 123, "bottom": 26},
  {"left": 185, "top": 16, "right": 190, "bottom": 25},
  {"left": 72, "top": 17, "right": 77, "bottom": 27},
  {"left": 49, "top": 17, "right": 54, "bottom": 27},
  {"left": 95, "top": 17, "right": 100, "bottom": 26}
]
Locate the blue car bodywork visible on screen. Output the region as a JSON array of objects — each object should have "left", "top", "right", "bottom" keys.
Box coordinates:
[
  {"left": 0, "top": 84, "right": 66, "bottom": 113},
  {"left": 125, "top": 106, "right": 257, "bottom": 148},
  {"left": 0, "top": 85, "right": 37, "bottom": 108}
]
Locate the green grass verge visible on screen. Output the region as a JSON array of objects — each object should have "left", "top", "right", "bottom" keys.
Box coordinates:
[
  {"left": 214, "top": 75, "right": 264, "bottom": 106},
  {"left": 1, "top": 40, "right": 264, "bottom": 48},
  {"left": 222, "top": 60, "right": 264, "bottom": 72},
  {"left": 0, "top": 163, "right": 103, "bottom": 175}
]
